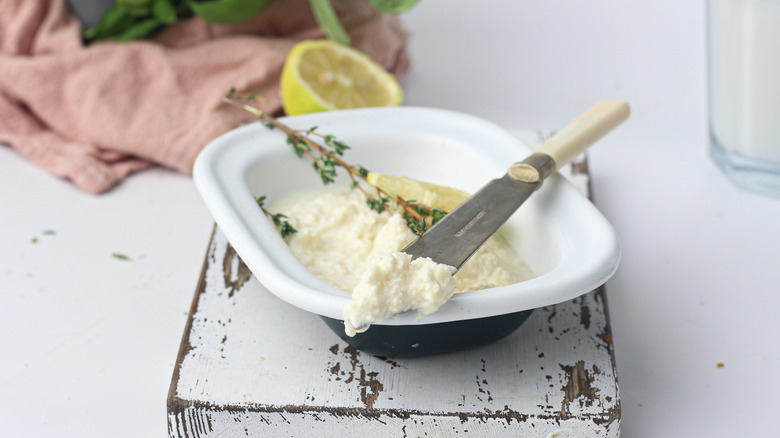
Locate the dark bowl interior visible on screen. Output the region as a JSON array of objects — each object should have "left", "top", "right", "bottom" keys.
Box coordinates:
[{"left": 320, "top": 309, "right": 535, "bottom": 357}]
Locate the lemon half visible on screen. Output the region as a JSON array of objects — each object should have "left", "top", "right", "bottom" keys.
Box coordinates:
[
  {"left": 367, "top": 173, "right": 470, "bottom": 213},
  {"left": 280, "top": 40, "right": 403, "bottom": 115}
]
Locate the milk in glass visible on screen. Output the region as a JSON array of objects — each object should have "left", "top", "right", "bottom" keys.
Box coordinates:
[{"left": 708, "top": 0, "right": 780, "bottom": 195}]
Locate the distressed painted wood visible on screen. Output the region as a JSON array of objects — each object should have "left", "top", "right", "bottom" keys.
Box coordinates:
[{"left": 168, "top": 135, "right": 620, "bottom": 438}]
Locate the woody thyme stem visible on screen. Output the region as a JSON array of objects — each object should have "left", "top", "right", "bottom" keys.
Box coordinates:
[{"left": 221, "top": 94, "right": 426, "bottom": 226}]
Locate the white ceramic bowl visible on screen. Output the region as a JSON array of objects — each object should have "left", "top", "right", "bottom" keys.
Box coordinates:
[{"left": 193, "top": 107, "right": 620, "bottom": 327}]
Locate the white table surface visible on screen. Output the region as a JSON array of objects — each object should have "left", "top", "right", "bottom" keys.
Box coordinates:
[{"left": 2, "top": 1, "right": 779, "bottom": 436}]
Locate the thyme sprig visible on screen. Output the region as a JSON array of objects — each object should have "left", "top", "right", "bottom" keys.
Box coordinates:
[
  {"left": 256, "top": 196, "right": 297, "bottom": 238},
  {"left": 223, "top": 90, "right": 441, "bottom": 236}
]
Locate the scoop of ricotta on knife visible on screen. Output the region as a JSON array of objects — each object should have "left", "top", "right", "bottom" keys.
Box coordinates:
[{"left": 343, "top": 252, "right": 456, "bottom": 337}]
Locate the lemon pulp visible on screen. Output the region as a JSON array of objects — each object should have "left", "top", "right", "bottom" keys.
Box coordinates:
[
  {"left": 281, "top": 39, "right": 403, "bottom": 115},
  {"left": 366, "top": 173, "right": 470, "bottom": 213}
]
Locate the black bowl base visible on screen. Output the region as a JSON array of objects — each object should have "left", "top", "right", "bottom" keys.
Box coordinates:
[{"left": 320, "top": 310, "right": 534, "bottom": 358}]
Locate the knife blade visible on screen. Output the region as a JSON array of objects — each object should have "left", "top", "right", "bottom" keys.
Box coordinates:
[{"left": 402, "top": 99, "right": 630, "bottom": 272}]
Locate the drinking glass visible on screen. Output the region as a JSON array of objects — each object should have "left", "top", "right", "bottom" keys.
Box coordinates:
[{"left": 708, "top": 0, "right": 780, "bottom": 196}]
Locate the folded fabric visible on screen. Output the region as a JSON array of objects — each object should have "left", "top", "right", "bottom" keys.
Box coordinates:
[{"left": 0, "top": 0, "right": 409, "bottom": 194}]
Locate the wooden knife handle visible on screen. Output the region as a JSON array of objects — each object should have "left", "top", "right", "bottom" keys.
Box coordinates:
[{"left": 534, "top": 99, "right": 630, "bottom": 170}]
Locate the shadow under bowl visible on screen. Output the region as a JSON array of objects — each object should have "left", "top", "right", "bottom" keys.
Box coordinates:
[{"left": 320, "top": 309, "right": 535, "bottom": 358}]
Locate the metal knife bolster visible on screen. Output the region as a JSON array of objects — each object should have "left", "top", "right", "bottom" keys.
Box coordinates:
[
  {"left": 507, "top": 153, "right": 557, "bottom": 184},
  {"left": 402, "top": 153, "right": 557, "bottom": 272}
]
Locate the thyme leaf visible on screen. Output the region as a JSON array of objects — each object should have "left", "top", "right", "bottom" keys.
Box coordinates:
[
  {"left": 430, "top": 207, "right": 447, "bottom": 225},
  {"left": 112, "top": 253, "right": 132, "bottom": 261},
  {"left": 256, "top": 196, "right": 298, "bottom": 238},
  {"left": 366, "top": 196, "right": 390, "bottom": 214}
]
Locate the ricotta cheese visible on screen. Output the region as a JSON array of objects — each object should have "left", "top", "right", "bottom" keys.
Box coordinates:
[
  {"left": 272, "top": 186, "right": 533, "bottom": 336},
  {"left": 343, "top": 252, "right": 456, "bottom": 336}
]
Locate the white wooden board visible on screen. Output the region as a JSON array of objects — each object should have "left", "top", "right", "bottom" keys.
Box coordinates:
[{"left": 167, "top": 139, "right": 621, "bottom": 438}]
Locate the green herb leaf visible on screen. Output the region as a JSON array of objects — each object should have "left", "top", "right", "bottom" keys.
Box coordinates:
[
  {"left": 430, "top": 207, "right": 447, "bottom": 225},
  {"left": 316, "top": 154, "right": 339, "bottom": 184},
  {"left": 308, "top": 0, "right": 352, "bottom": 45},
  {"left": 368, "top": 0, "right": 419, "bottom": 14},
  {"left": 404, "top": 215, "right": 428, "bottom": 235},
  {"left": 84, "top": 3, "right": 134, "bottom": 41},
  {"left": 186, "top": 0, "right": 271, "bottom": 25},
  {"left": 288, "top": 135, "right": 310, "bottom": 157},
  {"left": 247, "top": 91, "right": 258, "bottom": 101},
  {"left": 272, "top": 214, "right": 298, "bottom": 238},
  {"left": 112, "top": 253, "right": 133, "bottom": 261},
  {"left": 255, "top": 196, "right": 298, "bottom": 238},
  {"left": 324, "top": 135, "right": 350, "bottom": 155},
  {"left": 118, "top": 0, "right": 154, "bottom": 16},
  {"left": 279, "top": 221, "right": 297, "bottom": 238},
  {"left": 114, "top": 17, "right": 163, "bottom": 41},
  {"left": 366, "top": 196, "right": 389, "bottom": 214},
  {"left": 414, "top": 204, "right": 429, "bottom": 215},
  {"left": 152, "top": 0, "right": 178, "bottom": 24}
]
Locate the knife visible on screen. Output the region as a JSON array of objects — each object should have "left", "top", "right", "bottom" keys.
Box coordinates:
[{"left": 402, "top": 99, "right": 630, "bottom": 272}]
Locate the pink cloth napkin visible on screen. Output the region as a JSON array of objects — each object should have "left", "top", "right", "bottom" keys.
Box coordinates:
[{"left": 0, "top": 0, "right": 409, "bottom": 194}]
